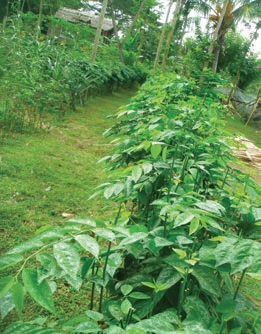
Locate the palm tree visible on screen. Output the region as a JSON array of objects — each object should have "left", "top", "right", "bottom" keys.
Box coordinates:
[{"left": 208, "top": 0, "right": 260, "bottom": 73}]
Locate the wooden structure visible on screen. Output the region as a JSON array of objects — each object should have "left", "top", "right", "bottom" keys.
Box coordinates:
[
  {"left": 233, "top": 137, "right": 261, "bottom": 170},
  {"left": 55, "top": 7, "right": 114, "bottom": 37}
]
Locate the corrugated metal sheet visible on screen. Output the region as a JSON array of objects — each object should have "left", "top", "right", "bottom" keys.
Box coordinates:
[{"left": 55, "top": 7, "right": 113, "bottom": 32}]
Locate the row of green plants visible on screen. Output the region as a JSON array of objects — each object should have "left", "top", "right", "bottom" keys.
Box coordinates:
[
  {"left": 0, "top": 73, "right": 260, "bottom": 333},
  {"left": 0, "top": 13, "right": 147, "bottom": 137}
]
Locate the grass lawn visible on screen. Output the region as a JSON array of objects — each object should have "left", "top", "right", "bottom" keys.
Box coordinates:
[
  {"left": 0, "top": 89, "right": 260, "bottom": 330},
  {"left": 0, "top": 90, "right": 136, "bottom": 255}
]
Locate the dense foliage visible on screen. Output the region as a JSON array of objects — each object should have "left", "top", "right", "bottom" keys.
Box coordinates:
[
  {"left": 0, "top": 1, "right": 260, "bottom": 333},
  {"left": 0, "top": 13, "right": 147, "bottom": 137},
  {"left": 0, "top": 73, "right": 260, "bottom": 333}
]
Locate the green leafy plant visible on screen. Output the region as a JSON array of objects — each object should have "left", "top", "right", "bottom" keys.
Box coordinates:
[
  {"left": 0, "top": 73, "right": 260, "bottom": 333},
  {"left": 0, "top": 13, "right": 147, "bottom": 137}
]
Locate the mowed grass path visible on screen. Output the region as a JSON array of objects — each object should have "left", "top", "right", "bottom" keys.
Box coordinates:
[{"left": 0, "top": 90, "right": 136, "bottom": 254}]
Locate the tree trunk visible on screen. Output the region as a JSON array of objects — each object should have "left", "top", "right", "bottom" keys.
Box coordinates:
[
  {"left": 26, "top": 0, "right": 31, "bottom": 11},
  {"left": 0, "top": 0, "right": 8, "bottom": 23},
  {"left": 212, "top": 44, "right": 221, "bottom": 73},
  {"left": 161, "top": 0, "right": 183, "bottom": 72},
  {"left": 110, "top": 0, "right": 124, "bottom": 63},
  {"left": 36, "top": 0, "right": 43, "bottom": 40},
  {"left": 119, "top": 0, "right": 146, "bottom": 48},
  {"left": 153, "top": 0, "right": 174, "bottom": 71},
  {"left": 90, "top": 0, "right": 109, "bottom": 64},
  {"left": 136, "top": 27, "right": 145, "bottom": 64},
  {"left": 173, "top": 11, "right": 188, "bottom": 72},
  {"left": 201, "top": 0, "right": 230, "bottom": 77}
]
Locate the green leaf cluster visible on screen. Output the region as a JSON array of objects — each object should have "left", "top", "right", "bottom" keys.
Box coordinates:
[{"left": 0, "top": 73, "right": 260, "bottom": 333}]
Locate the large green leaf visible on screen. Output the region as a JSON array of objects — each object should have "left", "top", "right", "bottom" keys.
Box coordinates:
[
  {"left": 142, "top": 162, "right": 153, "bottom": 174},
  {"left": 215, "top": 237, "right": 261, "bottom": 274},
  {"left": 104, "top": 326, "right": 126, "bottom": 334},
  {"left": 0, "top": 277, "right": 15, "bottom": 300},
  {"left": 152, "top": 308, "right": 179, "bottom": 324},
  {"left": 156, "top": 266, "right": 181, "bottom": 290},
  {"left": 0, "top": 291, "right": 15, "bottom": 319},
  {"left": 7, "top": 238, "right": 43, "bottom": 255},
  {"left": 127, "top": 309, "right": 178, "bottom": 333},
  {"left": 151, "top": 143, "right": 162, "bottom": 159},
  {"left": 132, "top": 166, "right": 143, "bottom": 182},
  {"left": 195, "top": 200, "right": 225, "bottom": 216},
  {"left": 120, "top": 284, "right": 133, "bottom": 296},
  {"left": 22, "top": 268, "right": 55, "bottom": 314},
  {"left": 183, "top": 296, "right": 210, "bottom": 329},
  {"left": 12, "top": 283, "right": 24, "bottom": 316},
  {"left": 37, "top": 229, "right": 63, "bottom": 242},
  {"left": 36, "top": 253, "right": 57, "bottom": 284},
  {"left": 192, "top": 265, "right": 221, "bottom": 297},
  {"left": 129, "top": 292, "right": 151, "bottom": 299},
  {"left": 0, "top": 254, "right": 24, "bottom": 271},
  {"left": 92, "top": 228, "right": 116, "bottom": 242},
  {"left": 69, "top": 218, "right": 96, "bottom": 227},
  {"left": 119, "top": 233, "right": 148, "bottom": 247},
  {"left": 230, "top": 239, "right": 260, "bottom": 274},
  {"left": 53, "top": 242, "right": 80, "bottom": 279},
  {"left": 174, "top": 212, "right": 195, "bottom": 228},
  {"left": 252, "top": 207, "right": 261, "bottom": 222},
  {"left": 64, "top": 275, "right": 82, "bottom": 291},
  {"left": 214, "top": 237, "right": 238, "bottom": 271},
  {"left": 181, "top": 321, "right": 213, "bottom": 334},
  {"left": 106, "top": 253, "right": 122, "bottom": 277},
  {"left": 107, "top": 300, "right": 124, "bottom": 321},
  {"left": 4, "top": 321, "right": 63, "bottom": 334},
  {"left": 86, "top": 310, "right": 104, "bottom": 322},
  {"left": 121, "top": 298, "right": 132, "bottom": 315},
  {"left": 75, "top": 234, "right": 99, "bottom": 258}
]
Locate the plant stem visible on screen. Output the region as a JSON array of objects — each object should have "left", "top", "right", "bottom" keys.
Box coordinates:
[
  {"left": 221, "top": 167, "right": 229, "bottom": 189},
  {"left": 233, "top": 269, "right": 246, "bottom": 300},
  {"left": 177, "top": 271, "right": 188, "bottom": 317},
  {"left": 98, "top": 241, "right": 111, "bottom": 313},
  {"left": 90, "top": 263, "right": 99, "bottom": 310},
  {"left": 98, "top": 206, "right": 122, "bottom": 312}
]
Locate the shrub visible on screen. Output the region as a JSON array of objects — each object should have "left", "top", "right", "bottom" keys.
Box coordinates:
[{"left": 1, "top": 73, "right": 260, "bottom": 333}]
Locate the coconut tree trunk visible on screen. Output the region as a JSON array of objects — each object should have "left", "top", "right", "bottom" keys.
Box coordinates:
[
  {"left": 153, "top": 0, "right": 174, "bottom": 71},
  {"left": 90, "top": 0, "right": 109, "bottom": 64},
  {"left": 202, "top": 0, "right": 230, "bottom": 74},
  {"left": 110, "top": 0, "right": 124, "bottom": 63},
  {"left": 200, "top": 0, "right": 230, "bottom": 85},
  {"left": 212, "top": 44, "right": 221, "bottom": 73},
  {"left": 119, "top": 0, "right": 146, "bottom": 48},
  {"left": 161, "top": 0, "right": 183, "bottom": 72}
]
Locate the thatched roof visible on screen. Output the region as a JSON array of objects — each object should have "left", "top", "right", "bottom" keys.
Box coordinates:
[{"left": 55, "top": 7, "right": 114, "bottom": 32}]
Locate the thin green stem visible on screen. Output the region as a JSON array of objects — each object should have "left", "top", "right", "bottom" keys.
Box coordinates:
[
  {"left": 233, "top": 269, "right": 247, "bottom": 300},
  {"left": 126, "top": 307, "right": 134, "bottom": 326},
  {"left": 221, "top": 167, "right": 229, "bottom": 189},
  {"left": 177, "top": 271, "right": 188, "bottom": 317},
  {"left": 98, "top": 241, "right": 111, "bottom": 313},
  {"left": 90, "top": 263, "right": 99, "bottom": 310},
  {"left": 98, "top": 206, "right": 122, "bottom": 312}
]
